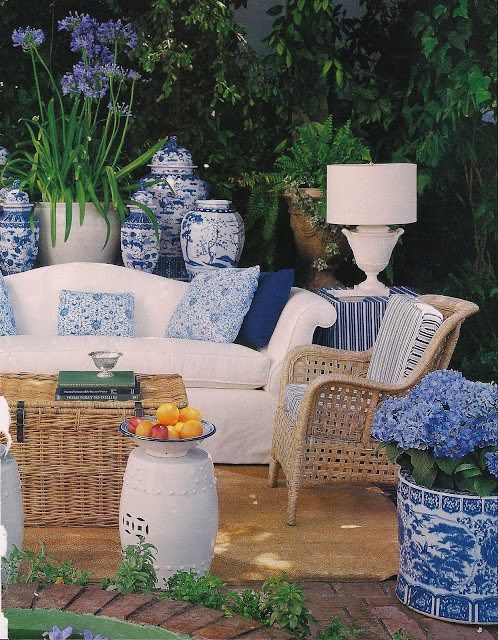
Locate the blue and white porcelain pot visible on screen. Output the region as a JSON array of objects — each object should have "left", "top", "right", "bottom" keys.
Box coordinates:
[
  {"left": 140, "top": 136, "right": 210, "bottom": 280},
  {"left": 180, "top": 199, "right": 245, "bottom": 278},
  {"left": 0, "top": 185, "right": 39, "bottom": 274},
  {"left": 121, "top": 190, "right": 160, "bottom": 273},
  {"left": 397, "top": 470, "right": 497, "bottom": 625}
]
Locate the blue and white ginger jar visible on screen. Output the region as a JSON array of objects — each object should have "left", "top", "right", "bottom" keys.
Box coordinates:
[
  {"left": 140, "top": 136, "right": 210, "bottom": 280},
  {"left": 397, "top": 470, "right": 497, "bottom": 625},
  {"left": 0, "top": 184, "right": 39, "bottom": 275},
  {"left": 121, "top": 190, "right": 160, "bottom": 273},
  {"left": 0, "top": 147, "right": 9, "bottom": 210},
  {"left": 180, "top": 199, "right": 245, "bottom": 278}
]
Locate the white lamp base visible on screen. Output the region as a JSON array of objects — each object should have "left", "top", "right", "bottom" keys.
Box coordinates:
[{"left": 330, "top": 225, "right": 403, "bottom": 298}]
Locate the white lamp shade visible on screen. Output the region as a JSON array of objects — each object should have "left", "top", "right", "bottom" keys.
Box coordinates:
[{"left": 326, "top": 163, "right": 417, "bottom": 225}]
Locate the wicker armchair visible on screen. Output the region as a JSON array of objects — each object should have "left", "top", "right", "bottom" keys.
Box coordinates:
[{"left": 268, "top": 295, "right": 479, "bottom": 525}]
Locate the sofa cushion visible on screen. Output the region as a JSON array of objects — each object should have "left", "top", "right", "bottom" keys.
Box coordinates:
[
  {"left": 58, "top": 290, "right": 135, "bottom": 337},
  {"left": 165, "top": 266, "right": 260, "bottom": 343},
  {"left": 238, "top": 269, "right": 295, "bottom": 349},
  {"left": 0, "top": 335, "right": 271, "bottom": 389},
  {"left": 0, "top": 275, "right": 17, "bottom": 336},
  {"left": 367, "top": 294, "right": 443, "bottom": 384}
]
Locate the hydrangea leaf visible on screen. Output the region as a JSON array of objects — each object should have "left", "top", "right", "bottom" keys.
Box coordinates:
[{"left": 473, "top": 476, "right": 497, "bottom": 497}]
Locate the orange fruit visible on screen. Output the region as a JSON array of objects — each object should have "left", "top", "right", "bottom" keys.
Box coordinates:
[
  {"left": 178, "top": 406, "right": 202, "bottom": 422},
  {"left": 135, "top": 419, "right": 154, "bottom": 437},
  {"left": 179, "top": 419, "right": 203, "bottom": 439},
  {"left": 156, "top": 402, "right": 180, "bottom": 426},
  {"left": 168, "top": 422, "right": 183, "bottom": 439}
]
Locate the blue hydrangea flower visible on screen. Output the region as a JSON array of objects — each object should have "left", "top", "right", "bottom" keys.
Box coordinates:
[
  {"left": 12, "top": 27, "right": 45, "bottom": 50},
  {"left": 372, "top": 370, "right": 498, "bottom": 460},
  {"left": 486, "top": 452, "right": 498, "bottom": 478}
]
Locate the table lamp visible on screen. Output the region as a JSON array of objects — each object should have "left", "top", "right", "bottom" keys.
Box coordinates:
[{"left": 326, "top": 163, "right": 417, "bottom": 297}]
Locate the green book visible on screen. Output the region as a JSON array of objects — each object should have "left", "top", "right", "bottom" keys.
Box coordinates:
[{"left": 58, "top": 370, "right": 136, "bottom": 390}]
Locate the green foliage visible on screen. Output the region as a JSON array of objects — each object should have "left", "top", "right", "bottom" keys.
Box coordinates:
[
  {"left": 275, "top": 117, "right": 371, "bottom": 193},
  {"left": 165, "top": 570, "right": 226, "bottom": 610},
  {"left": 385, "top": 444, "right": 498, "bottom": 496},
  {"left": 102, "top": 536, "right": 158, "bottom": 594},
  {"left": 166, "top": 571, "right": 313, "bottom": 638},
  {"left": 316, "top": 617, "right": 363, "bottom": 639},
  {"left": 224, "top": 575, "right": 314, "bottom": 638},
  {"left": 5, "top": 542, "right": 90, "bottom": 586}
]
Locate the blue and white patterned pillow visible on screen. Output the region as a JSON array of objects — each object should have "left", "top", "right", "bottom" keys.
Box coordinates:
[
  {"left": 165, "top": 266, "right": 260, "bottom": 343},
  {"left": 0, "top": 274, "right": 17, "bottom": 336},
  {"left": 58, "top": 290, "right": 134, "bottom": 337}
]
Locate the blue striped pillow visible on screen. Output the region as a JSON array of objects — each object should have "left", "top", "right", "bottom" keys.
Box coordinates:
[{"left": 367, "top": 295, "right": 443, "bottom": 384}]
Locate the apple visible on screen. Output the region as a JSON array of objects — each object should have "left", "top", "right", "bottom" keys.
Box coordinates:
[
  {"left": 150, "top": 423, "right": 169, "bottom": 440},
  {"left": 127, "top": 415, "right": 140, "bottom": 434}
]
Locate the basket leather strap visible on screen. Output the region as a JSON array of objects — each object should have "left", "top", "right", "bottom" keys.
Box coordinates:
[
  {"left": 134, "top": 401, "right": 144, "bottom": 418},
  {"left": 16, "top": 401, "right": 25, "bottom": 443}
]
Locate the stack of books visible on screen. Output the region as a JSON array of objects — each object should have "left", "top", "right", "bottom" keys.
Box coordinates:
[{"left": 55, "top": 370, "right": 140, "bottom": 402}]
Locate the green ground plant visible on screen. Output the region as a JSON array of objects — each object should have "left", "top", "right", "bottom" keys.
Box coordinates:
[
  {"left": 5, "top": 542, "right": 90, "bottom": 586},
  {"left": 316, "top": 618, "right": 363, "bottom": 639},
  {"left": 102, "top": 536, "right": 157, "bottom": 594}
]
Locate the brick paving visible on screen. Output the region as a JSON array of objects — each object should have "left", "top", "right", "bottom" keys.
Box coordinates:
[{"left": 3, "top": 581, "right": 497, "bottom": 640}]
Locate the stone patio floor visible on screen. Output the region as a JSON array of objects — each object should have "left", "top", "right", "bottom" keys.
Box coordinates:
[{"left": 4, "top": 581, "right": 497, "bottom": 640}]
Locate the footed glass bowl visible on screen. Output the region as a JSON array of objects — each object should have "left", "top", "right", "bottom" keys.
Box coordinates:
[{"left": 119, "top": 418, "right": 216, "bottom": 457}]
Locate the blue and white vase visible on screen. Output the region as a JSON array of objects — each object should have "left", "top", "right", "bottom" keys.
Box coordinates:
[
  {"left": 121, "top": 190, "right": 160, "bottom": 273},
  {"left": 180, "top": 199, "right": 245, "bottom": 278},
  {"left": 397, "top": 470, "right": 497, "bottom": 625},
  {"left": 140, "top": 136, "right": 210, "bottom": 280},
  {"left": 0, "top": 185, "right": 39, "bottom": 274},
  {"left": 0, "top": 147, "right": 9, "bottom": 213}
]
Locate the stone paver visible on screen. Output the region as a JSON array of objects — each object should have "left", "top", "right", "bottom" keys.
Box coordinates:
[
  {"left": 2, "top": 583, "right": 39, "bottom": 609},
  {"left": 128, "top": 598, "right": 192, "bottom": 625},
  {"left": 33, "top": 584, "right": 83, "bottom": 610},
  {"left": 97, "top": 592, "right": 156, "bottom": 619},
  {"left": 66, "top": 584, "right": 118, "bottom": 614},
  {"left": 162, "top": 605, "right": 225, "bottom": 633},
  {"left": 196, "top": 614, "right": 263, "bottom": 639}
]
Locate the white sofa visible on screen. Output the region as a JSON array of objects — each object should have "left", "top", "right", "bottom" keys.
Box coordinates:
[{"left": 1, "top": 263, "right": 336, "bottom": 463}]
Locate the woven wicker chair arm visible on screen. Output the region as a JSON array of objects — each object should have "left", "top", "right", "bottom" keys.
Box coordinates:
[
  {"left": 291, "top": 372, "right": 412, "bottom": 445},
  {"left": 279, "top": 344, "right": 372, "bottom": 391}
]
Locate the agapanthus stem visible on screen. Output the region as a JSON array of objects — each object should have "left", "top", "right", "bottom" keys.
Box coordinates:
[{"left": 112, "top": 79, "right": 136, "bottom": 168}]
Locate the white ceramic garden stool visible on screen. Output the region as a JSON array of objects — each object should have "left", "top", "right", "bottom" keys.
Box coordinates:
[{"left": 119, "top": 446, "right": 218, "bottom": 587}]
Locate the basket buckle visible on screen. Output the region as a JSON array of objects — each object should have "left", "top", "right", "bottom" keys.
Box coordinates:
[{"left": 16, "top": 401, "right": 25, "bottom": 443}]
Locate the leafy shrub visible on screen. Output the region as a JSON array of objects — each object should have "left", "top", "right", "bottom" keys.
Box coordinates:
[
  {"left": 102, "top": 536, "right": 157, "bottom": 594},
  {"left": 6, "top": 542, "right": 90, "bottom": 586},
  {"left": 166, "top": 570, "right": 225, "bottom": 610}
]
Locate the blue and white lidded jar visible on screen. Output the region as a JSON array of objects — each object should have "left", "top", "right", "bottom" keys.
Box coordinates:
[
  {"left": 0, "top": 147, "right": 7, "bottom": 166},
  {"left": 180, "top": 199, "right": 245, "bottom": 278},
  {"left": 0, "top": 183, "right": 39, "bottom": 275},
  {"left": 120, "top": 190, "right": 160, "bottom": 273},
  {"left": 140, "top": 136, "right": 210, "bottom": 280},
  {"left": 0, "top": 147, "right": 9, "bottom": 215}
]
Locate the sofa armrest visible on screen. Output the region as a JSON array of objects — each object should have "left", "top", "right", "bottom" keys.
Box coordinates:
[{"left": 260, "top": 287, "right": 336, "bottom": 395}]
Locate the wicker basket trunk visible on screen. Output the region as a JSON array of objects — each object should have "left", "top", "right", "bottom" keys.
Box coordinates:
[{"left": 1, "top": 373, "right": 187, "bottom": 526}]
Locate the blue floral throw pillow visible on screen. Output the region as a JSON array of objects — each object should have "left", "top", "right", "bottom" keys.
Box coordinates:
[
  {"left": 0, "top": 274, "right": 17, "bottom": 336},
  {"left": 165, "top": 266, "right": 260, "bottom": 343},
  {"left": 58, "top": 290, "right": 134, "bottom": 337}
]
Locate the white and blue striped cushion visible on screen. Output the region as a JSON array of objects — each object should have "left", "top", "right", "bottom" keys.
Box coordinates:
[
  {"left": 284, "top": 383, "right": 307, "bottom": 423},
  {"left": 366, "top": 295, "right": 443, "bottom": 384}
]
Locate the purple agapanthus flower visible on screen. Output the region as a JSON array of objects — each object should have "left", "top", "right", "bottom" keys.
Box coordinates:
[
  {"left": 107, "top": 102, "right": 132, "bottom": 117},
  {"left": 96, "top": 19, "right": 138, "bottom": 49},
  {"left": 486, "top": 452, "right": 498, "bottom": 478},
  {"left": 61, "top": 62, "right": 109, "bottom": 99},
  {"left": 12, "top": 27, "right": 45, "bottom": 50},
  {"left": 58, "top": 12, "right": 91, "bottom": 32},
  {"left": 43, "top": 627, "right": 73, "bottom": 640}
]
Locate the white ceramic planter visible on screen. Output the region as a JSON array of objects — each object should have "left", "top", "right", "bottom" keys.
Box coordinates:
[{"left": 35, "top": 202, "right": 120, "bottom": 265}]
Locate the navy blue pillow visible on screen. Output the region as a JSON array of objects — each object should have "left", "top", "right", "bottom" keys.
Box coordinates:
[{"left": 238, "top": 269, "right": 295, "bottom": 349}]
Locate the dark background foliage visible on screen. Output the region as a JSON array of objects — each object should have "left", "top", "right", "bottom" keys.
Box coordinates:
[{"left": 0, "top": 0, "right": 496, "bottom": 380}]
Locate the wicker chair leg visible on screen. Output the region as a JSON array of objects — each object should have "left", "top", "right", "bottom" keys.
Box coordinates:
[
  {"left": 268, "top": 457, "right": 281, "bottom": 487},
  {"left": 286, "top": 482, "right": 300, "bottom": 526}
]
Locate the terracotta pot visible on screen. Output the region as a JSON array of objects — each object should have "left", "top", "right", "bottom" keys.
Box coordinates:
[{"left": 285, "top": 187, "right": 350, "bottom": 276}]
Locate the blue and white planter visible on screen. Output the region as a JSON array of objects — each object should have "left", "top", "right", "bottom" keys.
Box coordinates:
[
  {"left": 0, "top": 186, "right": 39, "bottom": 274},
  {"left": 121, "top": 190, "right": 160, "bottom": 273},
  {"left": 180, "top": 200, "right": 245, "bottom": 278},
  {"left": 140, "top": 136, "right": 210, "bottom": 280},
  {"left": 397, "top": 470, "right": 497, "bottom": 625}
]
